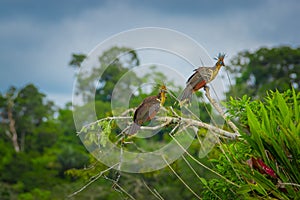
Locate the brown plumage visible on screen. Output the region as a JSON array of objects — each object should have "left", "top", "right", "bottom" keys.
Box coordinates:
[
  {"left": 179, "top": 53, "right": 225, "bottom": 103},
  {"left": 127, "top": 85, "right": 167, "bottom": 135}
]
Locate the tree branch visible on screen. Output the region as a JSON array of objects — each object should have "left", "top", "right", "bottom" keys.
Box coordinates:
[
  {"left": 204, "top": 86, "right": 239, "bottom": 135},
  {"left": 157, "top": 116, "right": 239, "bottom": 139},
  {"left": 68, "top": 162, "right": 120, "bottom": 198},
  {"left": 162, "top": 155, "right": 202, "bottom": 200},
  {"left": 140, "top": 118, "right": 172, "bottom": 131},
  {"left": 79, "top": 114, "right": 239, "bottom": 140}
]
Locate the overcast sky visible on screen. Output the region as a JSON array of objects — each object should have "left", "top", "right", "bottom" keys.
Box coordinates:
[{"left": 1, "top": 0, "right": 299, "bottom": 107}]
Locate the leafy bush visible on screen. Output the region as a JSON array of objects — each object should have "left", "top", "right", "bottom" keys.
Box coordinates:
[{"left": 202, "top": 88, "right": 300, "bottom": 199}]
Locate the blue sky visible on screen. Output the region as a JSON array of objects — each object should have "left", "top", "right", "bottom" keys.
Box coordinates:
[{"left": 1, "top": 0, "right": 299, "bottom": 107}]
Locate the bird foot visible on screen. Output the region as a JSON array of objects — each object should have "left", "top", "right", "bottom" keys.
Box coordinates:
[
  {"left": 204, "top": 85, "right": 210, "bottom": 92},
  {"left": 179, "top": 99, "right": 191, "bottom": 107}
]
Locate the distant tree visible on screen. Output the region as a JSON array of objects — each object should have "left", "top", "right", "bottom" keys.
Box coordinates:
[
  {"left": 70, "top": 46, "right": 141, "bottom": 102},
  {"left": 0, "top": 84, "right": 91, "bottom": 198},
  {"left": 226, "top": 46, "right": 300, "bottom": 98},
  {"left": 0, "top": 84, "right": 54, "bottom": 152}
]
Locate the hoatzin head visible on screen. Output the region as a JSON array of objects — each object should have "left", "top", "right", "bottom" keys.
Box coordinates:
[{"left": 214, "top": 53, "right": 226, "bottom": 68}]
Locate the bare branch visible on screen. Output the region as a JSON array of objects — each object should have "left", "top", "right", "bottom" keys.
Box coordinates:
[
  {"left": 103, "top": 175, "right": 136, "bottom": 200},
  {"left": 153, "top": 188, "right": 165, "bottom": 200},
  {"left": 169, "top": 132, "right": 240, "bottom": 188},
  {"left": 204, "top": 86, "right": 239, "bottom": 134},
  {"left": 156, "top": 116, "right": 239, "bottom": 139},
  {"left": 120, "top": 108, "right": 135, "bottom": 116},
  {"left": 68, "top": 162, "right": 120, "bottom": 198},
  {"left": 181, "top": 155, "right": 222, "bottom": 200},
  {"left": 78, "top": 114, "right": 238, "bottom": 139},
  {"left": 140, "top": 118, "right": 172, "bottom": 131},
  {"left": 142, "top": 179, "right": 164, "bottom": 200},
  {"left": 162, "top": 155, "right": 202, "bottom": 200},
  {"left": 169, "top": 106, "right": 180, "bottom": 117}
]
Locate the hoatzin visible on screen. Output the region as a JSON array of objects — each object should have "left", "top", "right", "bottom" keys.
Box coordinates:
[
  {"left": 179, "top": 53, "right": 225, "bottom": 103},
  {"left": 127, "top": 85, "right": 167, "bottom": 135}
]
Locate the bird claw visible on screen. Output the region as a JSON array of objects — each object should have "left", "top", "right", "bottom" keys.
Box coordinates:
[
  {"left": 204, "top": 85, "right": 210, "bottom": 93},
  {"left": 179, "top": 99, "right": 191, "bottom": 107}
]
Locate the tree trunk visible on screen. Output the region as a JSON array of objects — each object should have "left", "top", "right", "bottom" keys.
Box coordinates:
[{"left": 7, "top": 100, "right": 20, "bottom": 153}]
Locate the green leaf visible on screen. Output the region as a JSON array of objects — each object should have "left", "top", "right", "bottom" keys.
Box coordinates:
[
  {"left": 247, "top": 105, "right": 266, "bottom": 160},
  {"left": 260, "top": 104, "right": 271, "bottom": 135},
  {"left": 199, "top": 177, "right": 208, "bottom": 186},
  {"left": 236, "top": 185, "right": 252, "bottom": 194},
  {"left": 275, "top": 91, "right": 290, "bottom": 126},
  {"left": 292, "top": 87, "right": 299, "bottom": 122}
]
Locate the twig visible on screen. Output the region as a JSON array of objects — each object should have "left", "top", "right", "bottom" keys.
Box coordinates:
[
  {"left": 169, "top": 132, "right": 240, "bottom": 188},
  {"left": 162, "top": 155, "right": 202, "bottom": 200},
  {"left": 68, "top": 162, "right": 120, "bottom": 198},
  {"left": 112, "top": 142, "right": 124, "bottom": 188},
  {"left": 103, "top": 175, "right": 136, "bottom": 200},
  {"left": 181, "top": 155, "right": 222, "bottom": 200},
  {"left": 120, "top": 108, "right": 135, "bottom": 116},
  {"left": 142, "top": 179, "right": 164, "bottom": 200},
  {"left": 204, "top": 86, "right": 239, "bottom": 134},
  {"left": 153, "top": 188, "right": 165, "bottom": 200},
  {"left": 169, "top": 106, "right": 180, "bottom": 117},
  {"left": 114, "top": 183, "right": 136, "bottom": 200},
  {"left": 77, "top": 116, "right": 132, "bottom": 135}
]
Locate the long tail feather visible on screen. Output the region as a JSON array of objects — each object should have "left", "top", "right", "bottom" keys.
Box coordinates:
[
  {"left": 179, "top": 85, "right": 193, "bottom": 104},
  {"left": 127, "top": 123, "right": 140, "bottom": 135}
]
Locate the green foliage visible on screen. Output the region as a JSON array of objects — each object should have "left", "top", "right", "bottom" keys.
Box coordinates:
[
  {"left": 244, "top": 89, "right": 300, "bottom": 195},
  {"left": 3, "top": 46, "right": 300, "bottom": 199},
  {"left": 81, "top": 120, "right": 114, "bottom": 148},
  {"left": 73, "top": 46, "right": 142, "bottom": 103},
  {"left": 203, "top": 88, "right": 300, "bottom": 199},
  {"left": 0, "top": 84, "right": 91, "bottom": 199},
  {"left": 17, "top": 188, "right": 51, "bottom": 200},
  {"left": 57, "top": 146, "right": 89, "bottom": 176},
  {"left": 0, "top": 84, "right": 55, "bottom": 152}
]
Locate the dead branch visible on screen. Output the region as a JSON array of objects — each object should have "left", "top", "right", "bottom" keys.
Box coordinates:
[
  {"left": 68, "top": 162, "right": 120, "bottom": 198},
  {"left": 78, "top": 114, "right": 239, "bottom": 139},
  {"left": 156, "top": 116, "right": 239, "bottom": 139},
  {"left": 162, "top": 155, "right": 202, "bottom": 200},
  {"left": 204, "top": 86, "right": 239, "bottom": 134},
  {"left": 140, "top": 118, "right": 172, "bottom": 131}
]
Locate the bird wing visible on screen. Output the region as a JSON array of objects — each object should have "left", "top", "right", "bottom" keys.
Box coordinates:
[
  {"left": 198, "top": 67, "right": 213, "bottom": 82},
  {"left": 148, "top": 102, "right": 160, "bottom": 120},
  {"left": 179, "top": 84, "right": 194, "bottom": 102},
  {"left": 133, "top": 96, "right": 160, "bottom": 125},
  {"left": 186, "top": 67, "right": 212, "bottom": 91}
]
